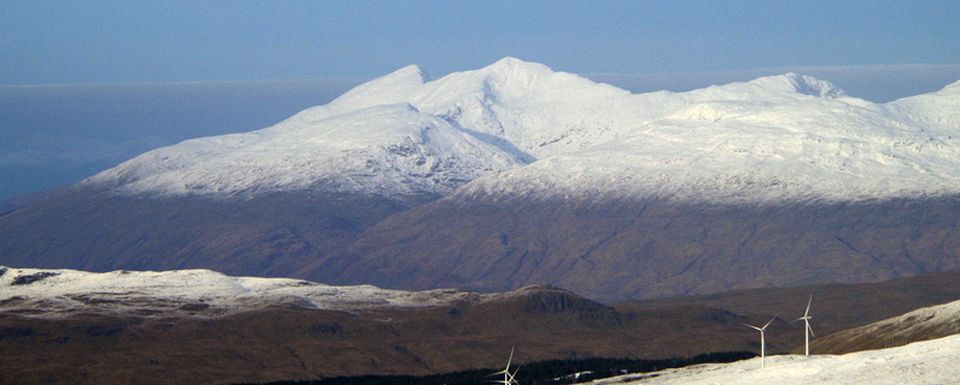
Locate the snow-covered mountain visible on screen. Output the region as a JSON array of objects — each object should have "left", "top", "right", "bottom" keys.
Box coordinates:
[
  {"left": 4, "top": 58, "right": 960, "bottom": 301},
  {"left": 595, "top": 333, "right": 960, "bottom": 385},
  {"left": 82, "top": 58, "right": 960, "bottom": 203}
]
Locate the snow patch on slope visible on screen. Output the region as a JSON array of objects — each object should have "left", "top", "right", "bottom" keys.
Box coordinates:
[
  {"left": 0, "top": 265, "right": 477, "bottom": 318},
  {"left": 821, "top": 297, "right": 960, "bottom": 343},
  {"left": 596, "top": 334, "right": 960, "bottom": 385}
]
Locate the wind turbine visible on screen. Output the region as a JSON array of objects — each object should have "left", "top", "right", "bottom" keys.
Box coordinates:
[
  {"left": 745, "top": 317, "right": 776, "bottom": 368},
  {"left": 489, "top": 347, "right": 519, "bottom": 385},
  {"left": 794, "top": 295, "right": 815, "bottom": 356}
]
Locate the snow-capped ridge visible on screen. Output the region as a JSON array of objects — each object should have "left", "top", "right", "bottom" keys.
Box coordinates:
[
  {"left": 326, "top": 64, "right": 428, "bottom": 111},
  {"left": 85, "top": 101, "right": 522, "bottom": 198},
  {"left": 779, "top": 72, "right": 846, "bottom": 98},
  {"left": 80, "top": 58, "right": 960, "bottom": 203},
  {"left": 478, "top": 56, "right": 555, "bottom": 84},
  {"left": 696, "top": 73, "right": 846, "bottom": 100}
]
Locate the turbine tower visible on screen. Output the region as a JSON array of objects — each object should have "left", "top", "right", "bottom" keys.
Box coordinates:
[
  {"left": 794, "top": 295, "right": 815, "bottom": 356},
  {"left": 745, "top": 317, "right": 776, "bottom": 368},
  {"left": 490, "top": 347, "right": 519, "bottom": 385}
]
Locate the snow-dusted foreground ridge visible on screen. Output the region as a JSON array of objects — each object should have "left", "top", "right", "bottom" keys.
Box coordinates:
[
  {"left": 0, "top": 266, "right": 477, "bottom": 317},
  {"left": 596, "top": 333, "right": 960, "bottom": 385},
  {"left": 811, "top": 296, "right": 960, "bottom": 354},
  {"left": 82, "top": 57, "right": 960, "bottom": 203}
]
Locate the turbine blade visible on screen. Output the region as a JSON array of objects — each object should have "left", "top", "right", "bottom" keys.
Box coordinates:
[
  {"left": 807, "top": 323, "right": 815, "bottom": 337},
  {"left": 804, "top": 295, "right": 813, "bottom": 317},
  {"left": 510, "top": 365, "right": 521, "bottom": 384},
  {"left": 507, "top": 346, "right": 514, "bottom": 369},
  {"left": 762, "top": 316, "right": 776, "bottom": 330},
  {"left": 744, "top": 323, "right": 762, "bottom": 331}
]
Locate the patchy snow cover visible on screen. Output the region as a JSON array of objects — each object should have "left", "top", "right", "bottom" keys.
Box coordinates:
[
  {"left": 593, "top": 333, "right": 960, "bottom": 385},
  {"left": 83, "top": 58, "right": 960, "bottom": 203},
  {"left": 823, "top": 297, "right": 960, "bottom": 342},
  {"left": 0, "top": 266, "right": 477, "bottom": 318}
]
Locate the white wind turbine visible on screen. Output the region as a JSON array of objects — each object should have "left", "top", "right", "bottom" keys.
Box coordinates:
[
  {"left": 490, "top": 347, "right": 519, "bottom": 385},
  {"left": 794, "top": 295, "right": 815, "bottom": 356},
  {"left": 745, "top": 317, "right": 776, "bottom": 368}
]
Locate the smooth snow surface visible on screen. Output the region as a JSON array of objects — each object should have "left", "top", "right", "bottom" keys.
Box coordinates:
[
  {"left": 0, "top": 266, "right": 477, "bottom": 318},
  {"left": 593, "top": 334, "right": 960, "bottom": 385},
  {"left": 83, "top": 58, "right": 960, "bottom": 203}
]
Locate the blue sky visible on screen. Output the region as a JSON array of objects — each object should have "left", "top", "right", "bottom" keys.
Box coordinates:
[{"left": 3, "top": 0, "right": 960, "bottom": 85}]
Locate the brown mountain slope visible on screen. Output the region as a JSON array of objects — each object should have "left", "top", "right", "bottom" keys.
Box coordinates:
[
  {"left": 5, "top": 189, "right": 960, "bottom": 302},
  {"left": 0, "top": 187, "right": 433, "bottom": 277},
  {"left": 0, "top": 286, "right": 754, "bottom": 385},
  {"left": 330, "top": 197, "right": 960, "bottom": 302},
  {"left": 620, "top": 269, "right": 960, "bottom": 343}
]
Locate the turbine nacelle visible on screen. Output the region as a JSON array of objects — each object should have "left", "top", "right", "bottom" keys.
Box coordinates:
[
  {"left": 795, "top": 295, "right": 815, "bottom": 356},
  {"left": 744, "top": 316, "right": 776, "bottom": 332},
  {"left": 745, "top": 316, "right": 776, "bottom": 368},
  {"left": 488, "top": 347, "right": 520, "bottom": 385}
]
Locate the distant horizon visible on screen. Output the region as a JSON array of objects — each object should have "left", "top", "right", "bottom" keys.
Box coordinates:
[
  {"left": 4, "top": 1, "right": 959, "bottom": 85},
  {"left": 4, "top": 60, "right": 960, "bottom": 102}
]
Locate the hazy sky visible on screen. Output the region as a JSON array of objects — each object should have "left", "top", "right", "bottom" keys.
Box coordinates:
[{"left": 3, "top": 0, "right": 960, "bottom": 85}]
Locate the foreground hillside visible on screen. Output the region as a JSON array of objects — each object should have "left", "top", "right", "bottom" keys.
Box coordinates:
[
  {"left": 3, "top": 266, "right": 960, "bottom": 385},
  {"left": 813, "top": 296, "right": 960, "bottom": 354},
  {"left": 601, "top": 334, "right": 960, "bottom": 385},
  {"left": 0, "top": 266, "right": 747, "bottom": 385},
  {"left": 2, "top": 58, "right": 960, "bottom": 300}
]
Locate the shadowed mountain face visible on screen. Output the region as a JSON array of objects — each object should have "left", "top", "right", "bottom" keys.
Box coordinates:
[
  {"left": 0, "top": 187, "right": 434, "bottom": 277},
  {"left": 325, "top": 196, "right": 960, "bottom": 301},
  {"left": 4, "top": 189, "right": 960, "bottom": 301}
]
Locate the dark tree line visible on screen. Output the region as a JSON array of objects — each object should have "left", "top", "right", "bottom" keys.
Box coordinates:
[{"left": 235, "top": 351, "right": 755, "bottom": 385}]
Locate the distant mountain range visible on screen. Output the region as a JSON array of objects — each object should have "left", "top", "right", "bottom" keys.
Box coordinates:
[{"left": 2, "top": 58, "right": 960, "bottom": 300}]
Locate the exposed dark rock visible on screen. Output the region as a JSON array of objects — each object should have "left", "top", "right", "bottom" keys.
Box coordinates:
[
  {"left": 178, "top": 303, "right": 211, "bottom": 312},
  {"left": 0, "top": 327, "right": 35, "bottom": 338},
  {"left": 11, "top": 271, "right": 60, "bottom": 285}
]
